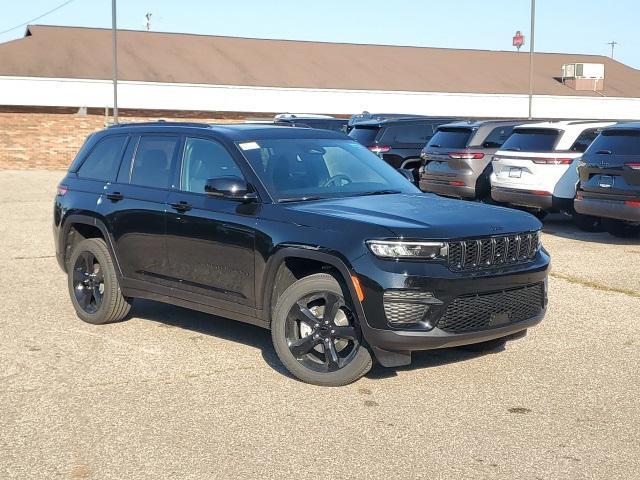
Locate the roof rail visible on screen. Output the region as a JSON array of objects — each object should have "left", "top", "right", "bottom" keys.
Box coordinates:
[{"left": 107, "top": 121, "right": 210, "bottom": 128}]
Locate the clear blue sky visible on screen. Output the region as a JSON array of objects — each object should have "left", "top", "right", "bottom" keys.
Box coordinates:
[{"left": 1, "top": 0, "right": 638, "bottom": 68}]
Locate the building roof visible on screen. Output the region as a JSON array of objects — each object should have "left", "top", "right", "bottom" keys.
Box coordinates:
[{"left": 1, "top": 25, "right": 640, "bottom": 98}]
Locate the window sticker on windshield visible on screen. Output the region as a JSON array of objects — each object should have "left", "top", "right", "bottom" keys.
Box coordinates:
[{"left": 239, "top": 141, "right": 260, "bottom": 151}]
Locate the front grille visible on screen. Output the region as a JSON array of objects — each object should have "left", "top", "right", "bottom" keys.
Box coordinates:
[
  {"left": 383, "top": 290, "right": 436, "bottom": 327},
  {"left": 437, "top": 283, "right": 545, "bottom": 334},
  {"left": 447, "top": 231, "right": 540, "bottom": 272}
]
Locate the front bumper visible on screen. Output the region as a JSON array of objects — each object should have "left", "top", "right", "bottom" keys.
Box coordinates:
[
  {"left": 351, "top": 251, "right": 550, "bottom": 359},
  {"left": 575, "top": 196, "right": 640, "bottom": 222}
]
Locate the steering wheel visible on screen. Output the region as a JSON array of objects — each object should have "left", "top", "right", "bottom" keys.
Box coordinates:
[{"left": 322, "top": 174, "right": 353, "bottom": 188}]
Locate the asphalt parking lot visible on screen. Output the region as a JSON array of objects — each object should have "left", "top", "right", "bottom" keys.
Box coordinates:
[{"left": 1, "top": 170, "right": 639, "bottom": 479}]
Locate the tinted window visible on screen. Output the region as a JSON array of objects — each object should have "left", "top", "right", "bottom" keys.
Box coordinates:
[
  {"left": 428, "top": 128, "right": 473, "bottom": 149},
  {"left": 500, "top": 128, "right": 559, "bottom": 152},
  {"left": 570, "top": 129, "right": 600, "bottom": 153},
  {"left": 586, "top": 129, "right": 640, "bottom": 155},
  {"left": 130, "top": 136, "right": 179, "bottom": 188},
  {"left": 116, "top": 136, "right": 139, "bottom": 183},
  {"left": 480, "top": 126, "right": 514, "bottom": 148},
  {"left": 379, "top": 124, "right": 434, "bottom": 144},
  {"left": 77, "top": 135, "right": 127, "bottom": 181},
  {"left": 239, "top": 138, "right": 417, "bottom": 201},
  {"left": 181, "top": 137, "right": 244, "bottom": 193},
  {"left": 348, "top": 126, "right": 380, "bottom": 145}
]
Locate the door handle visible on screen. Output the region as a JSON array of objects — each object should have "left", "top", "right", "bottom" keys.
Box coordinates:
[
  {"left": 106, "top": 192, "right": 124, "bottom": 201},
  {"left": 170, "top": 201, "right": 192, "bottom": 212}
]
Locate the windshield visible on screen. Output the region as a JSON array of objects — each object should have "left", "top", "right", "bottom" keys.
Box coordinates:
[
  {"left": 428, "top": 127, "right": 473, "bottom": 149},
  {"left": 586, "top": 130, "right": 640, "bottom": 156},
  {"left": 237, "top": 138, "right": 418, "bottom": 201},
  {"left": 500, "top": 128, "right": 559, "bottom": 152}
]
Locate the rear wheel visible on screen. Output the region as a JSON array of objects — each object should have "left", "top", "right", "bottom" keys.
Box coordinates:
[
  {"left": 68, "top": 238, "right": 132, "bottom": 324},
  {"left": 573, "top": 213, "right": 604, "bottom": 232},
  {"left": 271, "top": 273, "right": 372, "bottom": 386},
  {"left": 603, "top": 219, "right": 640, "bottom": 238}
]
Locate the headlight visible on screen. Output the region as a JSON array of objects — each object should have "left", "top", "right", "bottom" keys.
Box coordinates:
[{"left": 366, "top": 240, "right": 448, "bottom": 260}]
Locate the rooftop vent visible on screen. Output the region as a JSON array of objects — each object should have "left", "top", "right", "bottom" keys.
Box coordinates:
[{"left": 561, "top": 63, "right": 605, "bottom": 92}]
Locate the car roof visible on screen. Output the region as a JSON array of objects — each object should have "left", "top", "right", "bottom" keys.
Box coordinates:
[
  {"left": 352, "top": 116, "right": 457, "bottom": 127},
  {"left": 602, "top": 121, "right": 640, "bottom": 131},
  {"left": 511, "top": 119, "right": 617, "bottom": 132},
  {"left": 435, "top": 119, "right": 532, "bottom": 130},
  {"left": 106, "top": 121, "right": 349, "bottom": 141}
]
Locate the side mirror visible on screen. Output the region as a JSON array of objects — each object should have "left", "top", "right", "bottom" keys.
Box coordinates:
[{"left": 204, "top": 176, "right": 257, "bottom": 202}]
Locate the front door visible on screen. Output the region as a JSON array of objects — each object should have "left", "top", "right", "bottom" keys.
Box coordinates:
[{"left": 165, "top": 136, "right": 258, "bottom": 307}]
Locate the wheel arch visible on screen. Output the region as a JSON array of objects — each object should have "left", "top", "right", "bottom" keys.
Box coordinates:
[
  {"left": 260, "top": 247, "right": 365, "bottom": 326},
  {"left": 60, "top": 214, "right": 121, "bottom": 275}
]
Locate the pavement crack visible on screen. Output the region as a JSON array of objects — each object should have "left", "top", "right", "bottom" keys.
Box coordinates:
[{"left": 550, "top": 272, "right": 640, "bottom": 299}]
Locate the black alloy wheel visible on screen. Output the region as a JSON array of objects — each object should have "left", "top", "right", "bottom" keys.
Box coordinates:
[{"left": 72, "top": 251, "right": 104, "bottom": 314}]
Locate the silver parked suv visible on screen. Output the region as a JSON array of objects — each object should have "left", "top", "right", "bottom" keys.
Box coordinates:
[{"left": 419, "top": 120, "right": 530, "bottom": 200}]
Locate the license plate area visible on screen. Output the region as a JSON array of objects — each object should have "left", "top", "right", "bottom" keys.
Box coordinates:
[
  {"left": 598, "top": 175, "right": 614, "bottom": 188},
  {"left": 509, "top": 167, "right": 522, "bottom": 179}
]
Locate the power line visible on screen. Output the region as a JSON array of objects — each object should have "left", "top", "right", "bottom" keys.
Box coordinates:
[{"left": 0, "top": 0, "right": 76, "bottom": 36}]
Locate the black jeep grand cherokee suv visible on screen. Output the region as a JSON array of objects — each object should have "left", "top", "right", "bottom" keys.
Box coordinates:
[{"left": 54, "top": 122, "right": 549, "bottom": 386}]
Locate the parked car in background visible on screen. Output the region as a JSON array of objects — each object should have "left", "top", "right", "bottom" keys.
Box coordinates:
[
  {"left": 574, "top": 122, "right": 640, "bottom": 238},
  {"left": 54, "top": 122, "right": 549, "bottom": 386},
  {"left": 490, "top": 120, "right": 616, "bottom": 226},
  {"left": 348, "top": 115, "right": 458, "bottom": 182},
  {"left": 274, "top": 113, "right": 348, "bottom": 133},
  {"left": 419, "top": 119, "right": 530, "bottom": 200}
]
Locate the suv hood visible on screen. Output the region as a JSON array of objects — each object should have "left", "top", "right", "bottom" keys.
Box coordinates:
[{"left": 283, "top": 193, "right": 540, "bottom": 239}]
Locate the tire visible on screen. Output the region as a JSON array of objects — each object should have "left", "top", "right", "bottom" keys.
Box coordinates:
[
  {"left": 573, "top": 213, "right": 604, "bottom": 232},
  {"left": 67, "top": 238, "right": 132, "bottom": 325},
  {"left": 603, "top": 219, "right": 640, "bottom": 238},
  {"left": 271, "top": 273, "right": 372, "bottom": 386}
]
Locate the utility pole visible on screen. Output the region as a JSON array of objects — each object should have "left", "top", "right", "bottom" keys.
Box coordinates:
[
  {"left": 607, "top": 40, "right": 618, "bottom": 59},
  {"left": 111, "top": 0, "right": 119, "bottom": 124},
  {"left": 528, "top": 0, "right": 536, "bottom": 119}
]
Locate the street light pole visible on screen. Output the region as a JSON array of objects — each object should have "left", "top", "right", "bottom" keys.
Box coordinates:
[
  {"left": 111, "top": 0, "right": 119, "bottom": 124},
  {"left": 528, "top": 0, "right": 536, "bottom": 119}
]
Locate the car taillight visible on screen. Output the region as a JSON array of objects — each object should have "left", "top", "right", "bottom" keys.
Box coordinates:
[
  {"left": 368, "top": 145, "right": 391, "bottom": 154},
  {"left": 449, "top": 181, "right": 466, "bottom": 186},
  {"left": 626, "top": 162, "right": 640, "bottom": 170},
  {"left": 57, "top": 185, "right": 68, "bottom": 196},
  {"left": 532, "top": 157, "right": 574, "bottom": 165},
  {"left": 448, "top": 152, "right": 485, "bottom": 160},
  {"left": 532, "top": 190, "right": 551, "bottom": 196},
  {"left": 625, "top": 200, "right": 640, "bottom": 207}
]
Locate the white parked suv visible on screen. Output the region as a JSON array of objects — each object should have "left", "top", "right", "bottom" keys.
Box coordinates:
[{"left": 490, "top": 120, "right": 616, "bottom": 226}]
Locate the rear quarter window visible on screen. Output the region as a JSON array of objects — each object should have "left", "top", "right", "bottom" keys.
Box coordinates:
[
  {"left": 479, "top": 126, "right": 514, "bottom": 148},
  {"left": 77, "top": 135, "right": 128, "bottom": 181},
  {"left": 379, "top": 124, "right": 434, "bottom": 145},
  {"left": 587, "top": 130, "right": 640, "bottom": 155},
  {"left": 500, "top": 128, "right": 559, "bottom": 152}
]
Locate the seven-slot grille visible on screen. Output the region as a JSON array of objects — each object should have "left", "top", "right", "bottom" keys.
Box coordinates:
[
  {"left": 447, "top": 231, "right": 540, "bottom": 272},
  {"left": 437, "top": 283, "right": 545, "bottom": 334}
]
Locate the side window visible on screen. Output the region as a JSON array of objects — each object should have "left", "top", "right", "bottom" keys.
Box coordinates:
[
  {"left": 130, "top": 135, "right": 180, "bottom": 188},
  {"left": 481, "top": 126, "right": 514, "bottom": 148},
  {"left": 116, "top": 135, "right": 139, "bottom": 184},
  {"left": 381, "top": 125, "right": 433, "bottom": 144},
  {"left": 180, "top": 137, "right": 244, "bottom": 193},
  {"left": 77, "top": 135, "right": 127, "bottom": 181},
  {"left": 570, "top": 129, "right": 600, "bottom": 153}
]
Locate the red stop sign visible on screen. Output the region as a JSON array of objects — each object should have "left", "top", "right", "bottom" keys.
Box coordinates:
[{"left": 513, "top": 31, "right": 525, "bottom": 48}]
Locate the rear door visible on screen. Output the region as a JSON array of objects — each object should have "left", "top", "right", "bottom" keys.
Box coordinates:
[
  {"left": 165, "top": 136, "right": 258, "bottom": 309},
  {"left": 103, "top": 133, "right": 182, "bottom": 285},
  {"left": 580, "top": 129, "right": 640, "bottom": 197}
]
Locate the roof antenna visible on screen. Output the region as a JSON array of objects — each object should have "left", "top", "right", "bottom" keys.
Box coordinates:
[{"left": 144, "top": 12, "right": 152, "bottom": 31}]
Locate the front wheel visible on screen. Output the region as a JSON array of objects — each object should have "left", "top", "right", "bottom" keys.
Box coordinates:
[{"left": 271, "top": 273, "right": 372, "bottom": 386}]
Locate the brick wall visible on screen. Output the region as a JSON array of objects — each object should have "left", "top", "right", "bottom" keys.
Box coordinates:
[{"left": 0, "top": 108, "right": 258, "bottom": 170}]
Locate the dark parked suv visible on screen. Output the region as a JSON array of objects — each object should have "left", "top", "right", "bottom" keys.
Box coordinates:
[
  {"left": 348, "top": 116, "right": 457, "bottom": 182},
  {"left": 54, "top": 122, "right": 549, "bottom": 386},
  {"left": 575, "top": 122, "right": 640, "bottom": 238},
  {"left": 419, "top": 120, "right": 528, "bottom": 200}
]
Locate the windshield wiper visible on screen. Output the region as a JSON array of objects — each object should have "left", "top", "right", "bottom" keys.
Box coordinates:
[
  {"left": 350, "top": 189, "right": 402, "bottom": 197},
  {"left": 504, "top": 147, "right": 521, "bottom": 151},
  {"left": 430, "top": 144, "right": 442, "bottom": 148},
  {"left": 596, "top": 149, "right": 612, "bottom": 155},
  {"left": 278, "top": 195, "right": 325, "bottom": 203}
]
